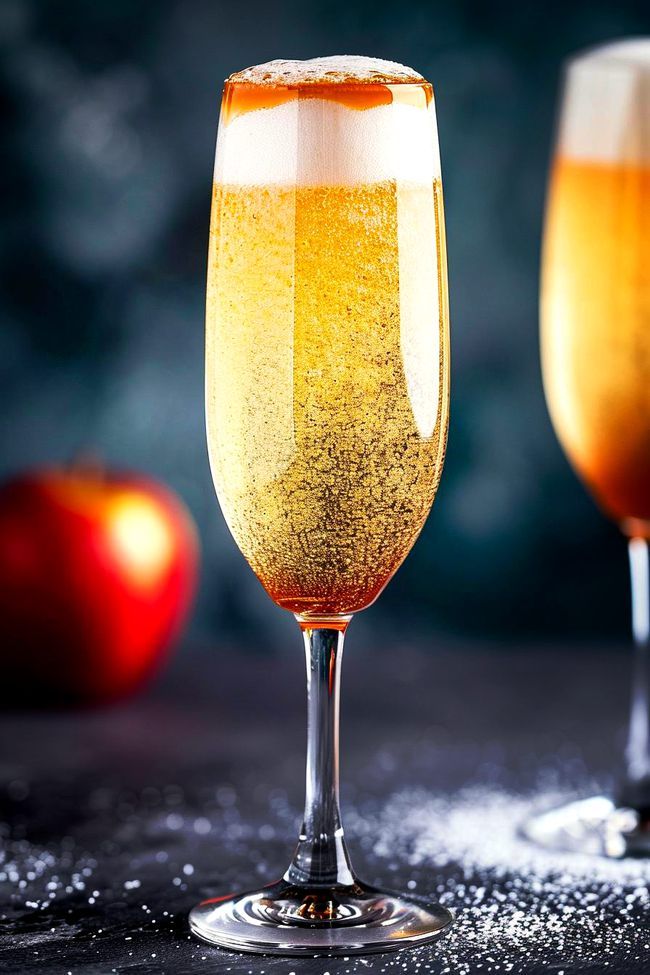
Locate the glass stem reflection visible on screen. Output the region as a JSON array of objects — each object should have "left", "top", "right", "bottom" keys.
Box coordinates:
[
  {"left": 284, "top": 620, "right": 356, "bottom": 889},
  {"left": 626, "top": 537, "right": 650, "bottom": 787}
]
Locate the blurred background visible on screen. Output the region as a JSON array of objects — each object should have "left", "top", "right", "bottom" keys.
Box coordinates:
[{"left": 1, "top": 0, "right": 648, "bottom": 655}]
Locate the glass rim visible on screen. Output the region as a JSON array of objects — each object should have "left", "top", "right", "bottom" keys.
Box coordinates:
[
  {"left": 220, "top": 77, "right": 435, "bottom": 94},
  {"left": 563, "top": 36, "right": 650, "bottom": 76}
]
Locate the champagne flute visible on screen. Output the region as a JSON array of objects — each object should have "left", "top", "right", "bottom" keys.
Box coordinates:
[
  {"left": 189, "top": 56, "right": 452, "bottom": 954},
  {"left": 529, "top": 39, "right": 650, "bottom": 856}
]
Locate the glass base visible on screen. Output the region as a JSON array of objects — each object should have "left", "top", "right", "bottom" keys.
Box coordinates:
[
  {"left": 189, "top": 879, "right": 453, "bottom": 956},
  {"left": 521, "top": 794, "right": 650, "bottom": 858}
]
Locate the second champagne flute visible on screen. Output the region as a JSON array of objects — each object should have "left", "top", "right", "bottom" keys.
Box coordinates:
[{"left": 528, "top": 39, "right": 650, "bottom": 857}]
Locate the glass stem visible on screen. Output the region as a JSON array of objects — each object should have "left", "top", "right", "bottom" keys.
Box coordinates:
[
  {"left": 284, "top": 619, "right": 356, "bottom": 888},
  {"left": 626, "top": 536, "right": 650, "bottom": 785}
]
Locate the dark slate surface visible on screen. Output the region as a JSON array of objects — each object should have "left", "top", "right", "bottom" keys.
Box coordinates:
[{"left": 0, "top": 639, "right": 648, "bottom": 974}]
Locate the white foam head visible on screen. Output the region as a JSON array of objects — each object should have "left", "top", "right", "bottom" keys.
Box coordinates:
[
  {"left": 559, "top": 39, "right": 650, "bottom": 163},
  {"left": 228, "top": 55, "right": 425, "bottom": 86},
  {"left": 215, "top": 55, "right": 440, "bottom": 187}
]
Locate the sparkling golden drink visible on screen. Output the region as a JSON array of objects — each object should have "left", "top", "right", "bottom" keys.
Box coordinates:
[
  {"left": 193, "top": 56, "right": 454, "bottom": 956},
  {"left": 542, "top": 157, "right": 650, "bottom": 530},
  {"left": 206, "top": 74, "right": 449, "bottom": 618}
]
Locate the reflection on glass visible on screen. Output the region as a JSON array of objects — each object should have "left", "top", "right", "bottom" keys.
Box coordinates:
[
  {"left": 531, "top": 39, "right": 650, "bottom": 856},
  {"left": 189, "top": 56, "right": 452, "bottom": 954}
]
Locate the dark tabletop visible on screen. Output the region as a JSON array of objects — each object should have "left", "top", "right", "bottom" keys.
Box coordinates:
[{"left": 0, "top": 636, "right": 649, "bottom": 975}]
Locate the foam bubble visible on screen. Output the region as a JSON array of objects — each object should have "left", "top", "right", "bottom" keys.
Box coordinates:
[
  {"left": 227, "top": 55, "right": 425, "bottom": 86},
  {"left": 559, "top": 39, "right": 650, "bottom": 163},
  {"left": 215, "top": 91, "right": 440, "bottom": 187}
]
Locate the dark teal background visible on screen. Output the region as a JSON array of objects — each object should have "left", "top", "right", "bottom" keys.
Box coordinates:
[{"left": 1, "top": 0, "right": 648, "bottom": 648}]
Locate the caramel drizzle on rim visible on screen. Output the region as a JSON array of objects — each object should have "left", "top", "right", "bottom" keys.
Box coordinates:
[{"left": 220, "top": 81, "right": 433, "bottom": 125}]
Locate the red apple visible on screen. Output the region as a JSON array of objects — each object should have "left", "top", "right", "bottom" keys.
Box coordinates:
[{"left": 0, "top": 465, "right": 199, "bottom": 704}]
